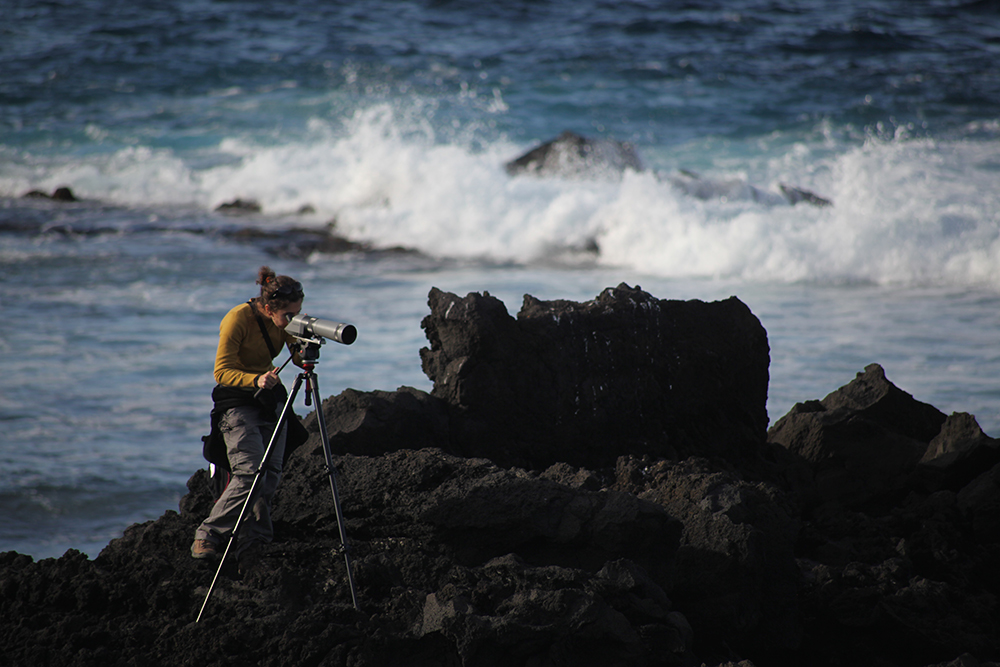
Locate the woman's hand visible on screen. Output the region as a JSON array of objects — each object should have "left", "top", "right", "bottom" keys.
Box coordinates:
[{"left": 256, "top": 368, "right": 280, "bottom": 390}]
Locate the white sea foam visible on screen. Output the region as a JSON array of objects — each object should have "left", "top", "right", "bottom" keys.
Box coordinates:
[{"left": 3, "top": 105, "right": 998, "bottom": 289}]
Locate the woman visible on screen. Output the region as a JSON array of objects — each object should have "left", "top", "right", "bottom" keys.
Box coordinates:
[{"left": 191, "top": 266, "right": 305, "bottom": 567}]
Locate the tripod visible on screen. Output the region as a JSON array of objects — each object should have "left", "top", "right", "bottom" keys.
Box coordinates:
[{"left": 196, "top": 339, "right": 359, "bottom": 622}]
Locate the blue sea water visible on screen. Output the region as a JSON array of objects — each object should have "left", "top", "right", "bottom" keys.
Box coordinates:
[{"left": 2, "top": 0, "right": 999, "bottom": 559}]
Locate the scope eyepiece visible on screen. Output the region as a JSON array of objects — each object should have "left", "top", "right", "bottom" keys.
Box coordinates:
[{"left": 286, "top": 314, "right": 357, "bottom": 345}]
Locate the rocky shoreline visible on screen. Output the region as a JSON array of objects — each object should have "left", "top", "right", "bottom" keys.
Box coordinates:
[{"left": 3, "top": 284, "right": 998, "bottom": 667}]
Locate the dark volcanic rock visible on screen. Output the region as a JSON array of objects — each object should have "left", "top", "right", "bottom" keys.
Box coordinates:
[
  {"left": 917, "top": 412, "right": 1000, "bottom": 494},
  {"left": 3, "top": 286, "right": 999, "bottom": 667},
  {"left": 226, "top": 224, "right": 380, "bottom": 259},
  {"left": 305, "top": 386, "right": 452, "bottom": 458},
  {"left": 215, "top": 197, "right": 262, "bottom": 214},
  {"left": 1, "top": 450, "right": 695, "bottom": 667},
  {"left": 768, "top": 365, "right": 1000, "bottom": 666},
  {"left": 419, "top": 284, "right": 770, "bottom": 469},
  {"left": 957, "top": 461, "right": 1000, "bottom": 545},
  {"left": 505, "top": 132, "right": 832, "bottom": 207},
  {"left": 612, "top": 457, "right": 802, "bottom": 657},
  {"left": 274, "top": 447, "right": 681, "bottom": 581},
  {"left": 504, "top": 130, "right": 644, "bottom": 179},
  {"left": 767, "top": 363, "right": 947, "bottom": 509},
  {"left": 22, "top": 185, "right": 79, "bottom": 201}
]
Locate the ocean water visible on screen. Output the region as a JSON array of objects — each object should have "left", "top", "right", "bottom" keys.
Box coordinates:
[{"left": 2, "top": 0, "right": 999, "bottom": 559}]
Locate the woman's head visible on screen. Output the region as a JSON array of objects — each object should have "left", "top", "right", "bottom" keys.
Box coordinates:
[{"left": 256, "top": 266, "right": 304, "bottom": 327}]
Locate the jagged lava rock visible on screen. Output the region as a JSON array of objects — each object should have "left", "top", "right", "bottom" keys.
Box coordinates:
[
  {"left": 767, "top": 363, "right": 947, "bottom": 508},
  {"left": 419, "top": 283, "right": 770, "bottom": 469},
  {"left": 303, "top": 385, "right": 451, "bottom": 458},
  {"left": 769, "top": 364, "right": 1000, "bottom": 664},
  {"left": 612, "top": 456, "right": 802, "bottom": 656},
  {"left": 918, "top": 412, "right": 1000, "bottom": 493}
]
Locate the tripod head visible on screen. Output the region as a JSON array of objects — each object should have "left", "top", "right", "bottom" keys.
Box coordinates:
[{"left": 291, "top": 336, "right": 324, "bottom": 364}]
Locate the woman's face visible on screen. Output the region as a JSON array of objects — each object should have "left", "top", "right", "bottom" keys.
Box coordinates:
[{"left": 265, "top": 299, "right": 303, "bottom": 328}]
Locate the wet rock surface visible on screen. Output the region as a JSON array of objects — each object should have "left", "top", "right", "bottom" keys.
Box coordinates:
[
  {"left": 2, "top": 285, "right": 998, "bottom": 667},
  {"left": 1, "top": 195, "right": 403, "bottom": 260},
  {"left": 504, "top": 132, "right": 832, "bottom": 207}
]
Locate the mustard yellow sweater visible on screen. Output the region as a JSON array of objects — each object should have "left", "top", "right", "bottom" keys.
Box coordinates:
[{"left": 214, "top": 301, "right": 300, "bottom": 388}]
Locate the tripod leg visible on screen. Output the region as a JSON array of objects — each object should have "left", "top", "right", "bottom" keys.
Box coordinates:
[
  {"left": 309, "top": 373, "right": 359, "bottom": 610},
  {"left": 196, "top": 374, "right": 303, "bottom": 623}
]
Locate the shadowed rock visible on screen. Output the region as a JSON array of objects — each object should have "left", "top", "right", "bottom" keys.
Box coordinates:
[
  {"left": 767, "top": 363, "right": 948, "bottom": 508},
  {"left": 419, "top": 284, "right": 770, "bottom": 469},
  {"left": 768, "top": 364, "right": 1000, "bottom": 664},
  {"left": 612, "top": 456, "right": 802, "bottom": 656},
  {"left": 2, "top": 288, "right": 999, "bottom": 667},
  {"left": 22, "top": 186, "right": 79, "bottom": 201},
  {"left": 916, "top": 412, "right": 1000, "bottom": 493}
]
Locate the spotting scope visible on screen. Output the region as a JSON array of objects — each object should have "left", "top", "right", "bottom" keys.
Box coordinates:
[{"left": 286, "top": 314, "right": 357, "bottom": 345}]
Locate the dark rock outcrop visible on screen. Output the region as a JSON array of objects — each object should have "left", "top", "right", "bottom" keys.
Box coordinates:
[
  {"left": 22, "top": 185, "right": 79, "bottom": 201},
  {"left": 0, "top": 199, "right": 399, "bottom": 260},
  {"left": 215, "top": 197, "right": 262, "bottom": 214},
  {"left": 767, "top": 363, "right": 948, "bottom": 509},
  {"left": 918, "top": 412, "right": 1000, "bottom": 494},
  {"left": 227, "top": 223, "right": 380, "bottom": 259},
  {"left": 418, "top": 284, "right": 770, "bottom": 469},
  {"left": 505, "top": 130, "right": 645, "bottom": 179},
  {"left": 768, "top": 364, "right": 1000, "bottom": 665},
  {"left": 505, "top": 131, "right": 832, "bottom": 207},
  {"left": 2, "top": 286, "right": 998, "bottom": 667},
  {"left": 612, "top": 456, "right": 802, "bottom": 657}
]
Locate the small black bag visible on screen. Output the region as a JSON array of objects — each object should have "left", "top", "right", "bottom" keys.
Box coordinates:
[
  {"left": 201, "top": 408, "right": 231, "bottom": 499},
  {"left": 201, "top": 409, "right": 230, "bottom": 472}
]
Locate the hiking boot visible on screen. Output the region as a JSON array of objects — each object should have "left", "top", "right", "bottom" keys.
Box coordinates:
[{"left": 190, "top": 539, "right": 218, "bottom": 560}]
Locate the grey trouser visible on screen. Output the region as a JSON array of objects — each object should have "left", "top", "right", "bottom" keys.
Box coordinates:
[{"left": 194, "top": 404, "right": 287, "bottom": 555}]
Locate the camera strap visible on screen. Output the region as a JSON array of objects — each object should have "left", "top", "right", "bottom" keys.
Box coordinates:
[{"left": 249, "top": 299, "right": 279, "bottom": 359}]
